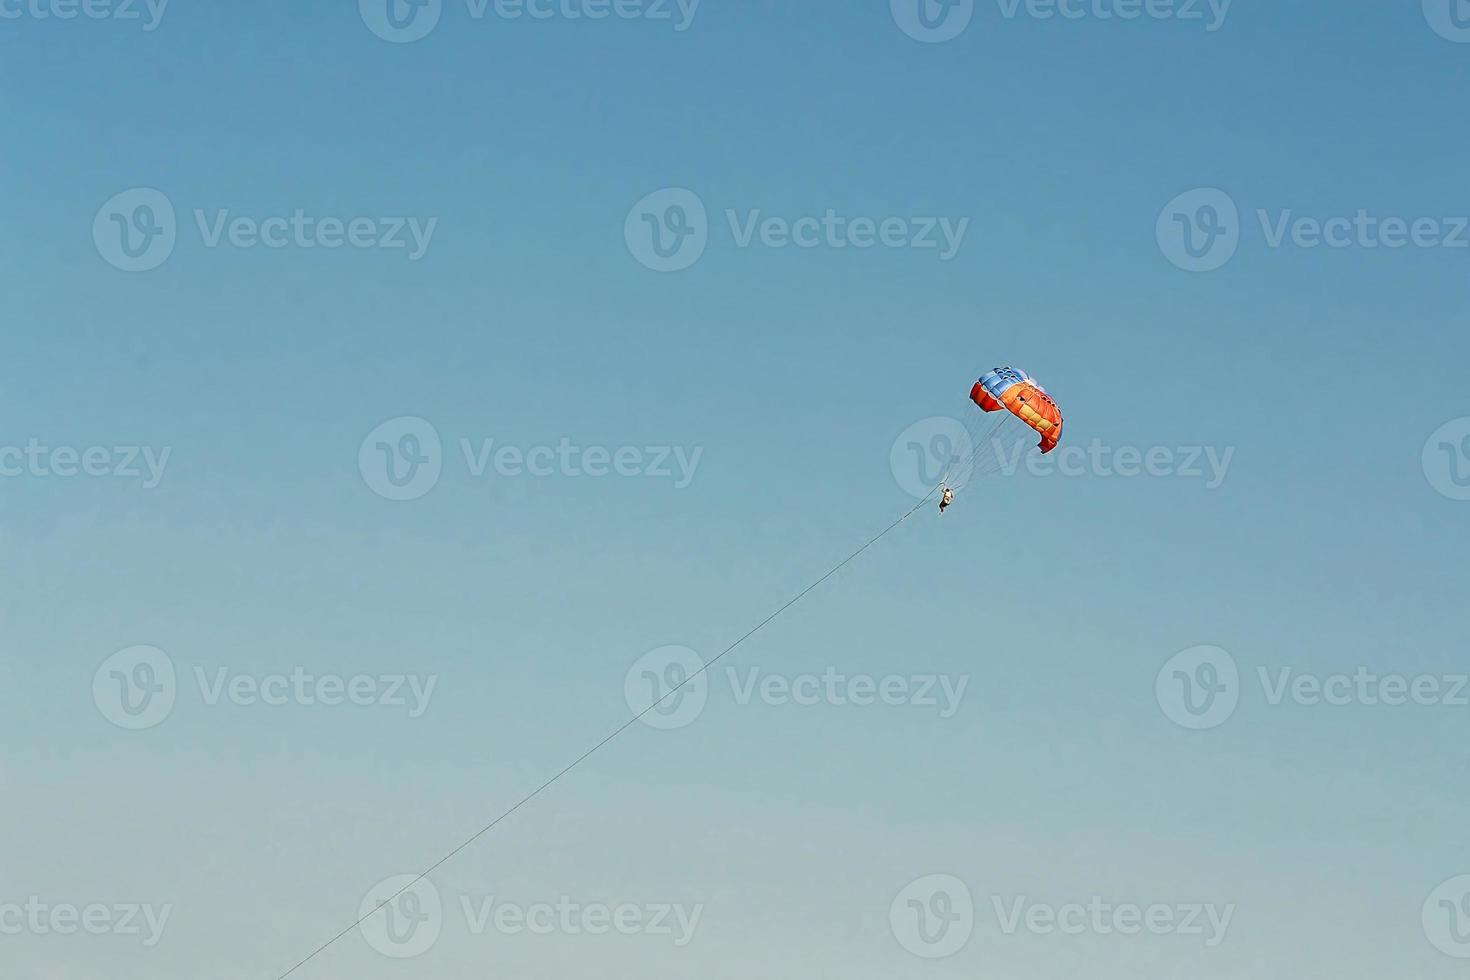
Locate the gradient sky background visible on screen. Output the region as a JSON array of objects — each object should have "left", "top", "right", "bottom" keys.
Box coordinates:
[{"left": 3, "top": 2, "right": 1469, "bottom": 978}]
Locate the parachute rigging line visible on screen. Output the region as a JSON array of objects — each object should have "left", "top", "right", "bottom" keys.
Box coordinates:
[{"left": 274, "top": 485, "right": 942, "bottom": 980}]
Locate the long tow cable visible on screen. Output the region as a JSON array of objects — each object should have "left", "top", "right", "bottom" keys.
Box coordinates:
[{"left": 275, "top": 485, "right": 941, "bottom": 980}]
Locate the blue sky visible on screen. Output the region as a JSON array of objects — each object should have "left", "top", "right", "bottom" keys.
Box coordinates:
[{"left": 3, "top": 2, "right": 1469, "bottom": 978}]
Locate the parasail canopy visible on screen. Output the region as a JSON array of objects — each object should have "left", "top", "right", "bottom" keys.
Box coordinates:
[{"left": 970, "top": 366, "right": 1063, "bottom": 454}]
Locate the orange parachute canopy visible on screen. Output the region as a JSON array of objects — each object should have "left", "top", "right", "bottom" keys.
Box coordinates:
[{"left": 970, "top": 367, "right": 1063, "bottom": 454}]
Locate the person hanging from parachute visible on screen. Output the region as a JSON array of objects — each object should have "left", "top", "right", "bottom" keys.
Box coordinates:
[{"left": 937, "top": 366, "right": 1063, "bottom": 514}]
